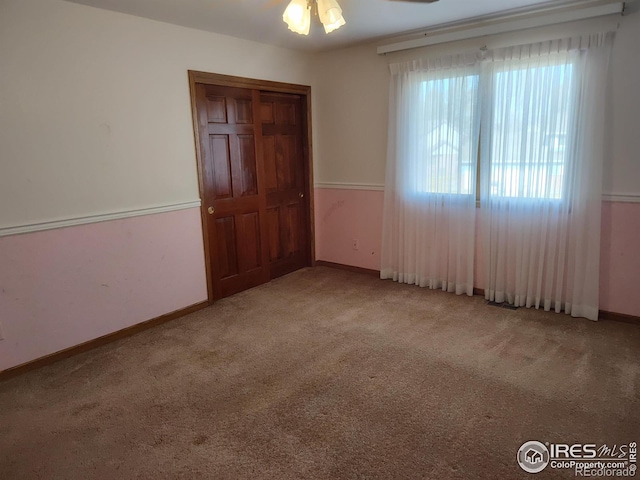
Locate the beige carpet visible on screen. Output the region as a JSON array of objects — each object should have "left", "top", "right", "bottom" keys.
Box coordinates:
[{"left": 1, "top": 266, "right": 638, "bottom": 479}]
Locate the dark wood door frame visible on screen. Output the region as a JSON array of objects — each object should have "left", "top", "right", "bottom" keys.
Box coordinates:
[{"left": 188, "top": 70, "right": 315, "bottom": 304}]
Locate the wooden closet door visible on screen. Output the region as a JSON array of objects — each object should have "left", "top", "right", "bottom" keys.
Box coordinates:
[
  {"left": 195, "top": 84, "right": 269, "bottom": 299},
  {"left": 260, "top": 93, "right": 310, "bottom": 279}
]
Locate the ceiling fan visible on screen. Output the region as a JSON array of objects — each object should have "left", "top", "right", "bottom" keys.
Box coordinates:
[{"left": 282, "top": 0, "right": 440, "bottom": 36}]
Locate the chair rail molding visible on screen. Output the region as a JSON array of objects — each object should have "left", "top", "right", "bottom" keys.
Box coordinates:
[
  {"left": 0, "top": 200, "right": 202, "bottom": 237},
  {"left": 601, "top": 194, "right": 640, "bottom": 203},
  {"left": 315, "top": 183, "right": 640, "bottom": 203},
  {"left": 314, "top": 182, "right": 385, "bottom": 191}
]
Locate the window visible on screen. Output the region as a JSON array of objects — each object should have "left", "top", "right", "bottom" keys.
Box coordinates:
[
  {"left": 410, "top": 56, "right": 577, "bottom": 201},
  {"left": 487, "top": 61, "right": 575, "bottom": 200},
  {"left": 416, "top": 74, "right": 479, "bottom": 195}
]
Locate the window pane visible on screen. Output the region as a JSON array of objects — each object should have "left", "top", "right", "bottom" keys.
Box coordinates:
[
  {"left": 489, "top": 62, "right": 574, "bottom": 200},
  {"left": 415, "top": 73, "right": 479, "bottom": 195}
]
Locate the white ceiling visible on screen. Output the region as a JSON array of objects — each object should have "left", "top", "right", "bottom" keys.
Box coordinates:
[{"left": 65, "top": 0, "right": 570, "bottom": 52}]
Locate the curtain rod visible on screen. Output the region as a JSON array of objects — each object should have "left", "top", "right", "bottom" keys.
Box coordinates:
[{"left": 377, "top": 1, "right": 624, "bottom": 55}]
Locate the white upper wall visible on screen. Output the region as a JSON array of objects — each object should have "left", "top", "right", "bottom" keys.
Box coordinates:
[
  {"left": 607, "top": 8, "right": 640, "bottom": 196},
  {"left": 0, "top": 0, "right": 313, "bottom": 228},
  {"left": 312, "top": 12, "right": 640, "bottom": 196},
  {"left": 311, "top": 44, "right": 390, "bottom": 187}
]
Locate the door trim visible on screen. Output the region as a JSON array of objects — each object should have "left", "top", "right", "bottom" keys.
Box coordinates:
[{"left": 188, "top": 71, "right": 315, "bottom": 304}]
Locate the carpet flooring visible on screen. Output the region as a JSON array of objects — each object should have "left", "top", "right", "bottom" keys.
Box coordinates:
[{"left": 1, "top": 266, "right": 639, "bottom": 479}]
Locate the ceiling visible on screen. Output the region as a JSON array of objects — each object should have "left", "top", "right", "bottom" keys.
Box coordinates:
[{"left": 65, "top": 0, "right": 571, "bottom": 52}]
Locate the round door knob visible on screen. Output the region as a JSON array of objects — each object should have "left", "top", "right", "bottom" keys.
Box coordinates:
[
  {"left": 299, "top": 192, "right": 304, "bottom": 198},
  {"left": 207, "top": 206, "right": 215, "bottom": 215}
]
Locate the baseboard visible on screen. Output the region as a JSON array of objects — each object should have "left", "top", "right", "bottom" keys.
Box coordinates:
[
  {"left": 476, "top": 287, "right": 638, "bottom": 324},
  {"left": 315, "top": 261, "right": 640, "bottom": 325},
  {"left": 598, "top": 310, "right": 640, "bottom": 325},
  {"left": 315, "top": 260, "right": 380, "bottom": 277},
  {"left": 0, "top": 300, "right": 209, "bottom": 382}
]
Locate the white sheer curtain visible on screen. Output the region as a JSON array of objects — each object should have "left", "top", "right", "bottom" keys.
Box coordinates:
[
  {"left": 381, "top": 54, "right": 481, "bottom": 295},
  {"left": 480, "top": 33, "right": 614, "bottom": 320}
]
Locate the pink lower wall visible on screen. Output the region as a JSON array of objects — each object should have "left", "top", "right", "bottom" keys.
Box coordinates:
[
  {"left": 315, "top": 188, "right": 384, "bottom": 271},
  {"left": 314, "top": 188, "right": 640, "bottom": 317},
  {"left": 0, "top": 207, "right": 208, "bottom": 371},
  {"left": 599, "top": 202, "right": 640, "bottom": 316}
]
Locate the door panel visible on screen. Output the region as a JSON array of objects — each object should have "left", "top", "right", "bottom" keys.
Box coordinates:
[
  {"left": 267, "top": 207, "right": 281, "bottom": 262},
  {"left": 196, "top": 84, "right": 269, "bottom": 299},
  {"left": 276, "top": 135, "right": 297, "bottom": 189},
  {"left": 284, "top": 203, "right": 302, "bottom": 257},
  {"left": 234, "top": 98, "right": 253, "bottom": 124},
  {"left": 206, "top": 96, "right": 227, "bottom": 123},
  {"left": 238, "top": 212, "right": 262, "bottom": 272},
  {"left": 215, "top": 216, "right": 238, "bottom": 279},
  {"left": 209, "top": 135, "right": 232, "bottom": 198},
  {"left": 276, "top": 102, "right": 297, "bottom": 125},
  {"left": 260, "top": 93, "right": 310, "bottom": 279},
  {"left": 263, "top": 136, "right": 278, "bottom": 192},
  {"left": 236, "top": 135, "right": 258, "bottom": 196}
]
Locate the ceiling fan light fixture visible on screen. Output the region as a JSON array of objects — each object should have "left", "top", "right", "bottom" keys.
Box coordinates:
[
  {"left": 317, "top": 0, "right": 346, "bottom": 34},
  {"left": 283, "top": 0, "right": 311, "bottom": 36}
]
